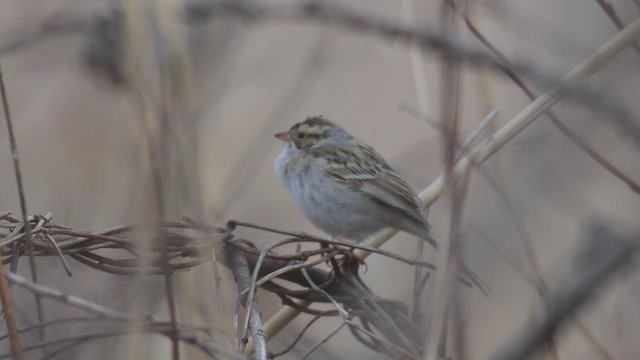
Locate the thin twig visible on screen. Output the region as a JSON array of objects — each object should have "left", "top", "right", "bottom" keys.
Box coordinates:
[
  {"left": 0, "top": 256, "right": 22, "bottom": 359},
  {"left": 457, "top": 107, "right": 501, "bottom": 160},
  {"left": 240, "top": 237, "right": 311, "bottom": 344},
  {"left": 0, "top": 326, "right": 234, "bottom": 360},
  {"left": 228, "top": 221, "right": 436, "bottom": 269},
  {"left": 341, "top": 267, "right": 420, "bottom": 356},
  {"left": 43, "top": 233, "right": 72, "bottom": 276},
  {"left": 594, "top": 0, "right": 640, "bottom": 54},
  {"left": 251, "top": 250, "right": 341, "bottom": 290},
  {"left": 570, "top": 317, "right": 615, "bottom": 360},
  {"left": 300, "top": 322, "right": 346, "bottom": 360},
  {"left": 269, "top": 310, "right": 337, "bottom": 358},
  {"left": 0, "top": 316, "right": 115, "bottom": 342},
  {"left": 402, "top": 0, "right": 431, "bottom": 330},
  {"left": 209, "top": 243, "right": 227, "bottom": 335},
  {"left": 345, "top": 319, "right": 421, "bottom": 360},
  {"left": 246, "top": 298, "right": 311, "bottom": 355},
  {"left": 468, "top": 223, "right": 538, "bottom": 288},
  {"left": 0, "top": 62, "right": 48, "bottom": 357},
  {"left": 136, "top": 76, "right": 182, "bottom": 359},
  {"left": 5, "top": 271, "right": 129, "bottom": 319}
]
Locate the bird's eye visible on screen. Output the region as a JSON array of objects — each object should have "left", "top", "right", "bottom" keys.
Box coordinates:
[{"left": 297, "top": 133, "right": 306, "bottom": 139}]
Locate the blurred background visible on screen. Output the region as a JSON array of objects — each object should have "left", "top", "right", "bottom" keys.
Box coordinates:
[{"left": 0, "top": 0, "right": 639, "bottom": 359}]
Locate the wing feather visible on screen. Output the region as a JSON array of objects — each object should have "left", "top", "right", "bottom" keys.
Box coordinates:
[{"left": 313, "top": 143, "right": 426, "bottom": 223}]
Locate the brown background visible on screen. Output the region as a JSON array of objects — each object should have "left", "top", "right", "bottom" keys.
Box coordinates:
[{"left": 1, "top": 0, "right": 639, "bottom": 359}]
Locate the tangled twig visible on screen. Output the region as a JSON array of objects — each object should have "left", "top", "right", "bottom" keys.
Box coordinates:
[{"left": 0, "top": 213, "right": 454, "bottom": 359}]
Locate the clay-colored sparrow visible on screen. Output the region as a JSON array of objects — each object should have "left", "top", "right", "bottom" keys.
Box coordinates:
[{"left": 273, "top": 116, "right": 437, "bottom": 248}]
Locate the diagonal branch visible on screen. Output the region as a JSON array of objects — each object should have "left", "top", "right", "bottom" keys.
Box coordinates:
[
  {"left": 450, "top": 0, "right": 640, "bottom": 195},
  {"left": 594, "top": 0, "right": 640, "bottom": 55}
]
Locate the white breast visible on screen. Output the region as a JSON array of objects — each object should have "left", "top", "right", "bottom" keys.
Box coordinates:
[{"left": 273, "top": 143, "right": 384, "bottom": 241}]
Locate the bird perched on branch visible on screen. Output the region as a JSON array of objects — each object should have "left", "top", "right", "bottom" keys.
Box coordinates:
[
  {"left": 274, "top": 116, "right": 488, "bottom": 294},
  {"left": 273, "top": 116, "right": 437, "bottom": 248}
]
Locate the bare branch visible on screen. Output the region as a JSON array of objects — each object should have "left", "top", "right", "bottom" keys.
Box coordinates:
[
  {"left": 426, "top": 3, "right": 465, "bottom": 359},
  {"left": 224, "top": 241, "right": 268, "bottom": 359},
  {"left": 451, "top": 1, "right": 640, "bottom": 194},
  {"left": 594, "top": 0, "right": 640, "bottom": 55}
]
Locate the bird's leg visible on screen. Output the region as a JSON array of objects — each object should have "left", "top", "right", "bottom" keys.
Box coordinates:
[
  {"left": 329, "top": 232, "right": 366, "bottom": 275},
  {"left": 320, "top": 241, "right": 341, "bottom": 271}
]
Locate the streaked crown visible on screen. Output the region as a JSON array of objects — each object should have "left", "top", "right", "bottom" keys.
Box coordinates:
[{"left": 287, "top": 116, "right": 347, "bottom": 150}]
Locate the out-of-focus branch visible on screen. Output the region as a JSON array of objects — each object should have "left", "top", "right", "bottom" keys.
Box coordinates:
[
  {"left": 0, "top": 261, "right": 22, "bottom": 359},
  {"left": 185, "top": 0, "right": 640, "bottom": 141},
  {"left": 2, "top": 271, "right": 240, "bottom": 359},
  {"left": 448, "top": 0, "right": 640, "bottom": 195},
  {"left": 3, "top": 1, "right": 639, "bottom": 140},
  {"left": 0, "top": 10, "right": 92, "bottom": 55},
  {"left": 5, "top": 271, "right": 130, "bottom": 320},
  {"left": 0, "top": 61, "right": 48, "bottom": 357},
  {"left": 490, "top": 223, "right": 638, "bottom": 360},
  {"left": 594, "top": 0, "right": 640, "bottom": 55},
  {"left": 450, "top": 5, "right": 624, "bottom": 359},
  {"left": 300, "top": 322, "right": 346, "bottom": 360}
]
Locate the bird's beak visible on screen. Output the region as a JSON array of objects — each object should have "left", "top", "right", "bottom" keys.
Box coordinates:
[{"left": 274, "top": 131, "right": 291, "bottom": 141}]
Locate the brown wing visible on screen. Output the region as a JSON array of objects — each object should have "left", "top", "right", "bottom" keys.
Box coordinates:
[{"left": 315, "top": 142, "right": 426, "bottom": 224}]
